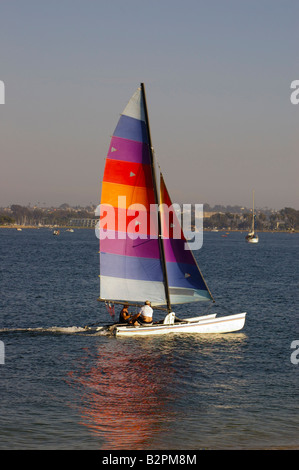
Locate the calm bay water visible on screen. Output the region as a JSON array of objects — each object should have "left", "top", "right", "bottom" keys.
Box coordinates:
[{"left": 0, "top": 228, "right": 298, "bottom": 450}]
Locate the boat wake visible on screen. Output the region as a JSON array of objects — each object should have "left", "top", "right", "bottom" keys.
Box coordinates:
[{"left": 0, "top": 326, "right": 97, "bottom": 335}]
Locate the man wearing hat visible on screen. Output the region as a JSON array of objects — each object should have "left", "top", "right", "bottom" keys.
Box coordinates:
[{"left": 137, "top": 300, "right": 153, "bottom": 324}]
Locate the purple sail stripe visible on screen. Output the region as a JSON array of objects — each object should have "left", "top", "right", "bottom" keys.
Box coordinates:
[
  {"left": 100, "top": 253, "right": 164, "bottom": 282},
  {"left": 100, "top": 231, "right": 160, "bottom": 259},
  {"left": 107, "top": 136, "right": 151, "bottom": 164},
  {"left": 163, "top": 238, "right": 196, "bottom": 264}
]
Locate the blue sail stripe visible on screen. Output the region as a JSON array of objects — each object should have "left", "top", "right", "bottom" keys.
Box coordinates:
[
  {"left": 100, "top": 253, "right": 208, "bottom": 291},
  {"left": 100, "top": 252, "right": 164, "bottom": 282},
  {"left": 113, "top": 115, "right": 148, "bottom": 143},
  {"left": 166, "top": 261, "right": 208, "bottom": 290}
]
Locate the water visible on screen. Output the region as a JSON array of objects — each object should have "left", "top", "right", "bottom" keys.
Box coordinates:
[{"left": 0, "top": 228, "right": 298, "bottom": 450}]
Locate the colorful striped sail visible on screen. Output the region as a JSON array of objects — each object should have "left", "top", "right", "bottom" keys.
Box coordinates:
[
  {"left": 99, "top": 84, "right": 213, "bottom": 308},
  {"left": 99, "top": 86, "right": 166, "bottom": 305}
]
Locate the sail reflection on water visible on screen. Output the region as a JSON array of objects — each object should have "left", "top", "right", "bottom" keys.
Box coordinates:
[{"left": 67, "top": 342, "right": 178, "bottom": 449}]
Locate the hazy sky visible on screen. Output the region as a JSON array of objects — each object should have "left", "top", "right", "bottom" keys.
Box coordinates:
[{"left": 0, "top": 0, "right": 298, "bottom": 210}]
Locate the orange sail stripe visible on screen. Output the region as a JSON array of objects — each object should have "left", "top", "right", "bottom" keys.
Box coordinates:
[{"left": 101, "top": 182, "right": 156, "bottom": 209}]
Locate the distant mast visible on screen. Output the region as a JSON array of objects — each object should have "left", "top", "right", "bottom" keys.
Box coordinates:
[
  {"left": 252, "top": 190, "right": 255, "bottom": 233},
  {"left": 245, "top": 190, "right": 259, "bottom": 243}
]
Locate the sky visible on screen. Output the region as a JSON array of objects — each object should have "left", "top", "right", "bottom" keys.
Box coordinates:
[{"left": 0, "top": 0, "right": 298, "bottom": 210}]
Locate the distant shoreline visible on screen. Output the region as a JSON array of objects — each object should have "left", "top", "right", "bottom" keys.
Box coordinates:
[{"left": 1, "top": 224, "right": 297, "bottom": 233}]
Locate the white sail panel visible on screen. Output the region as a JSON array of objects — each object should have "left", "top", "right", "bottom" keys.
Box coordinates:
[
  {"left": 100, "top": 276, "right": 166, "bottom": 306},
  {"left": 122, "top": 86, "right": 146, "bottom": 122},
  {"left": 169, "top": 287, "right": 212, "bottom": 305}
]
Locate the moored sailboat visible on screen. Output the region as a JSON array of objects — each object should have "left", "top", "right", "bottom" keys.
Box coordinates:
[
  {"left": 97, "top": 84, "right": 246, "bottom": 336},
  {"left": 246, "top": 190, "right": 259, "bottom": 244}
]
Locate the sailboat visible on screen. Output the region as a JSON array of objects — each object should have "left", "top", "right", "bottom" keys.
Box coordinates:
[
  {"left": 97, "top": 84, "right": 246, "bottom": 336},
  {"left": 245, "top": 190, "right": 259, "bottom": 244}
]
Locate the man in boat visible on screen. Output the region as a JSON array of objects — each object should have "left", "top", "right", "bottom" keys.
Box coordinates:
[
  {"left": 137, "top": 300, "right": 153, "bottom": 325},
  {"left": 119, "top": 304, "right": 140, "bottom": 325}
]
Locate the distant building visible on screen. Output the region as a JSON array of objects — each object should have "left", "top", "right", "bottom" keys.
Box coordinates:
[
  {"left": 276, "top": 220, "right": 286, "bottom": 230},
  {"left": 69, "top": 218, "right": 98, "bottom": 228},
  {"left": 203, "top": 211, "right": 221, "bottom": 218}
]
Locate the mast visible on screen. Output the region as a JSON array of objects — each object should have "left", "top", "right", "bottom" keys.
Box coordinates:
[
  {"left": 252, "top": 190, "right": 255, "bottom": 232},
  {"left": 140, "top": 83, "right": 172, "bottom": 312}
]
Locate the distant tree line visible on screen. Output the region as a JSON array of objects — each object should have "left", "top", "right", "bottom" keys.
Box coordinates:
[
  {"left": 0, "top": 204, "right": 298, "bottom": 231},
  {"left": 0, "top": 204, "right": 95, "bottom": 227},
  {"left": 203, "top": 207, "right": 299, "bottom": 231}
]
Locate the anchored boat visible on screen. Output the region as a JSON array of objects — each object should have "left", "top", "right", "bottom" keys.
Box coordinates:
[
  {"left": 246, "top": 190, "right": 259, "bottom": 243},
  {"left": 97, "top": 83, "right": 246, "bottom": 336}
]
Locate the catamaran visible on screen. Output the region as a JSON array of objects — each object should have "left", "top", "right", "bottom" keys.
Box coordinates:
[
  {"left": 97, "top": 83, "right": 246, "bottom": 336},
  {"left": 245, "top": 190, "right": 259, "bottom": 244}
]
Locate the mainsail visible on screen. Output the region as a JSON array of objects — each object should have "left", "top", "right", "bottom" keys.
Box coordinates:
[{"left": 99, "top": 84, "right": 213, "bottom": 309}]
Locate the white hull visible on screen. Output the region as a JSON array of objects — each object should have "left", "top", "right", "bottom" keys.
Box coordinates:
[
  {"left": 112, "top": 312, "right": 246, "bottom": 337},
  {"left": 246, "top": 230, "right": 258, "bottom": 243},
  {"left": 246, "top": 236, "right": 259, "bottom": 243}
]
